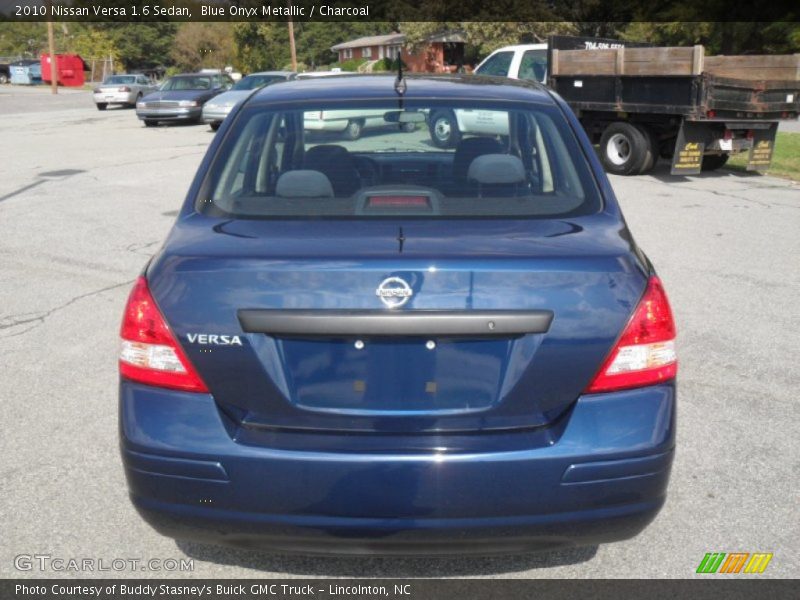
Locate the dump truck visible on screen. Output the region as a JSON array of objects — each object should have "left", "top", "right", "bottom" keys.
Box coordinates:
[{"left": 463, "top": 36, "right": 800, "bottom": 175}]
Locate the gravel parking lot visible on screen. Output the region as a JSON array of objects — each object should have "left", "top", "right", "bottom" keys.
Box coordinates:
[{"left": 1, "top": 86, "right": 798, "bottom": 579}]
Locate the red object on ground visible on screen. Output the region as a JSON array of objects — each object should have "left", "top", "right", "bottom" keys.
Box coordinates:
[{"left": 40, "top": 54, "right": 87, "bottom": 87}]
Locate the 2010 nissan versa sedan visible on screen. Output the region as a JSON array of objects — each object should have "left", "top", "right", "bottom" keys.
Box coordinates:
[{"left": 119, "top": 74, "right": 677, "bottom": 555}]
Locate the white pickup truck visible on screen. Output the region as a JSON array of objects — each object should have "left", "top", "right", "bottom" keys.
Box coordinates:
[{"left": 427, "top": 44, "right": 547, "bottom": 148}]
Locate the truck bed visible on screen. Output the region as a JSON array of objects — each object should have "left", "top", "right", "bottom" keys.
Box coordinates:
[{"left": 549, "top": 46, "right": 800, "bottom": 120}]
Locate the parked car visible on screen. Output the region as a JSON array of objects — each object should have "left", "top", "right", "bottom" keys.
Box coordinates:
[
  {"left": 93, "top": 74, "right": 157, "bottom": 110},
  {"left": 136, "top": 73, "right": 233, "bottom": 126},
  {"left": 119, "top": 74, "right": 677, "bottom": 554},
  {"left": 202, "top": 71, "right": 296, "bottom": 131}
]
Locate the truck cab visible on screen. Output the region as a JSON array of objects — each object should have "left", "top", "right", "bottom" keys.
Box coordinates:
[{"left": 474, "top": 44, "right": 549, "bottom": 84}]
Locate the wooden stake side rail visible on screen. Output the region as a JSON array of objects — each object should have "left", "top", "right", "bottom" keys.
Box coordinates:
[{"left": 551, "top": 46, "right": 800, "bottom": 81}]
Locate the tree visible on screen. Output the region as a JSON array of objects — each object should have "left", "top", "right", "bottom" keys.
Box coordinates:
[
  {"left": 0, "top": 22, "right": 47, "bottom": 58},
  {"left": 620, "top": 22, "right": 800, "bottom": 55},
  {"left": 68, "top": 27, "right": 121, "bottom": 63},
  {"left": 171, "top": 23, "right": 235, "bottom": 71},
  {"left": 400, "top": 22, "right": 578, "bottom": 60},
  {"left": 92, "top": 23, "right": 177, "bottom": 70},
  {"left": 232, "top": 21, "right": 388, "bottom": 73}
]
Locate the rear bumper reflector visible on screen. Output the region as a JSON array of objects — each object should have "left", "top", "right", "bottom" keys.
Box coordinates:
[{"left": 238, "top": 310, "right": 554, "bottom": 337}]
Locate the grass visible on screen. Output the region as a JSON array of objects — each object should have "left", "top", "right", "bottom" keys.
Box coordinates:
[{"left": 727, "top": 132, "right": 800, "bottom": 181}]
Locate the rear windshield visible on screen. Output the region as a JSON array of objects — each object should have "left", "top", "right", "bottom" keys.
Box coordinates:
[
  {"left": 233, "top": 75, "right": 286, "bottom": 91},
  {"left": 161, "top": 76, "right": 212, "bottom": 91},
  {"left": 197, "top": 100, "right": 600, "bottom": 219},
  {"left": 104, "top": 75, "right": 136, "bottom": 84}
]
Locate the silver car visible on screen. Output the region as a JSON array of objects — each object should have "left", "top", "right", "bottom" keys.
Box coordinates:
[
  {"left": 93, "top": 74, "right": 157, "bottom": 110},
  {"left": 202, "top": 71, "right": 296, "bottom": 130}
]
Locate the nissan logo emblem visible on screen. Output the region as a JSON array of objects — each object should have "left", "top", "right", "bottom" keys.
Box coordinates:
[{"left": 375, "top": 277, "right": 413, "bottom": 308}]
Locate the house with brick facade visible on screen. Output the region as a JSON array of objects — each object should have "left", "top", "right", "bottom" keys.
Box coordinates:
[{"left": 331, "top": 32, "right": 467, "bottom": 73}]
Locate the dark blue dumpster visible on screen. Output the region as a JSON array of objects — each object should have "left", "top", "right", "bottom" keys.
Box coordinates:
[{"left": 10, "top": 60, "right": 42, "bottom": 85}]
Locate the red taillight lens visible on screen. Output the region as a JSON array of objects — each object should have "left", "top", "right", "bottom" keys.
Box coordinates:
[
  {"left": 585, "top": 276, "right": 677, "bottom": 394},
  {"left": 119, "top": 86, "right": 131, "bottom": 92},
  {"left": 723, "top": 129, "right": 733, "bottom": 141},
  {"left": 119, "top": 277, "right": 208, "bottom": 392}
]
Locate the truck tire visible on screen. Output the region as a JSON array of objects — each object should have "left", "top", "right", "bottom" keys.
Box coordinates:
[
  {"left": 144, "top": 119, "right": 157, "bottom": 127},
  {"left": 635, "top": 125, "right": 660, "bottom": 174},
  {"left": 96, "top": 103, "right": 107, "bottom": 111},
  {"left": 600, "top": 122, "right": 649, "bottom": 175},
  {"left": 0, "top": 74, "right": 8, "bottom": 84},
  {"left": 429, "top": 110, "right": 461, "bottom": 149},
  {"left": 701, "top": 154, "right": 730, "bottom": 171},
  {"left": 343, "top": 119, "right": 363, "bottom": 141}
]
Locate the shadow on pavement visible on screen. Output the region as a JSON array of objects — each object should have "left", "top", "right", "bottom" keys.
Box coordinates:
[{"left": 176, "top": 540, "right": 598, "bottom": 576}]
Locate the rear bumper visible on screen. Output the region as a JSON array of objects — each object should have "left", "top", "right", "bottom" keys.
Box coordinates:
[
  {"left": 94, "top": 91, "right": 136, "bottom": 105},
  {"left": 120, "top": 382, "right": 675, "bottom": 555},
  {"left": 201, "top": 108, "right": 232, "bottom": 124},
  {"left": 304, "top": 120, "right": 348, "bottom": 133},
  {"left": 136, "top": 108, "right": 201, "bottom": 121}
]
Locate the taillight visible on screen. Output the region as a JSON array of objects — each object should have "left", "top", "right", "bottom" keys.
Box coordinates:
[
  {"left": 723, "top": 129, "right": 733, "bottom": 141},
  {"left": 119, "top": 86, "right": 131, "bottom": 92},
  {"left": 119, "top": 276, "right": 208, "bottom": 392},
  {"left": 585, "top": 276, "right": 677, "bottom": 393}
]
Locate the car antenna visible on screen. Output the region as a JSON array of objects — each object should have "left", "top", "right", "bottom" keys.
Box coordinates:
[{"left": 394, "top": 56, "right": 406, "bottom": 109}]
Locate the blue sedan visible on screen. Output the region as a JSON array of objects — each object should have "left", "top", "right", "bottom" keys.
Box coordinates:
[
  {"left": 119, "top": 74, "right": 677, "bottom": 554},
  {"left": 136, "top": 73, "right": 233, "bottom": 127}
]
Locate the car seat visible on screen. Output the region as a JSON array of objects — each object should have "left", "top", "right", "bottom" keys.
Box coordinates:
[{"left": 303, "top": 145, "right": 361, "bottom": 197}]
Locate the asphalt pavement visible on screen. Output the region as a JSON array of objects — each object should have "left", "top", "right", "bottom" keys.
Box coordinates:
[{"left": 0, "top": 86, "right": 798, "bottom": 579}]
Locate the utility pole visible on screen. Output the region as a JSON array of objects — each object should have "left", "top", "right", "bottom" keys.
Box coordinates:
[
  {"left": 46, "top": 0, "right": 57, "bottom": 94},
  {"left": 287, "top": 0, "right": 297, "bottom": 71}
]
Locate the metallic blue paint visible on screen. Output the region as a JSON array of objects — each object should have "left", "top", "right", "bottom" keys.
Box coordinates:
[{"left": 120, "top": 75, "right": 675, "bottom": 553}]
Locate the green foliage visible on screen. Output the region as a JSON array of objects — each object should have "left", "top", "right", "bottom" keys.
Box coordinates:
[
  {"left": 620, "top": 22, "right": 800, "bottom": 55},
  {"left": 399, "top": 21, "right": 577, "bottom": 61},
  {"left": 69, "top": 27, "right": 121, "bottom": 63},
  {"left": 339, "top": 58, "right": 368, "bottom": 72},
  {"left": 93, "top": 23, "right": 177, "bottom": 70},
  {"left": 232, "top": 22, "right": 391, "bottom": 74},
  {"left": 171, "top": 23, "right": 235, "bottom": 71},
  {"left": 0, "top": 22, "right": 46, "bottom": 58}
]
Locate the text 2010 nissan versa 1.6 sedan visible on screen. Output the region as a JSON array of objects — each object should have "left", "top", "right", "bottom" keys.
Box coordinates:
[{"left": 119, "top": 74, "right": 677, "bottom": 555}]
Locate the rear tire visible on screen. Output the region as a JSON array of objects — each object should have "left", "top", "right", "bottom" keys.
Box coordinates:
[
  {"left": 599, "top": 122, "right": 649, "bottom": 176},
  {"left": 635, "top": 125, "right": 660, "bottom": 175},
  {"left": 400, "top": 121, "right": 416, "bottom": 133},
  {"left": 210, "top": 122, "right": 221, "bottom": 132},
  {"left": 96, "top": 103, "right": 107, "bottom": 111},
  {"left": 0, "top": 74, "right": 9, "bottom": 84},
  {"left": 144, "top": 119, "right": 157, "bottom": 127},
  {"left": 343, "top": 119, "right": 363, "bottom": 141},
  {"left": 701, "top": 154, "right": 730, "bottom": 171},
  {"left": 428, "top": 110, "right": 461, "bottom": 149}
]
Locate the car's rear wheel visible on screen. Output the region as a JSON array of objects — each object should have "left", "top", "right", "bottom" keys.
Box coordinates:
[
  {"left": 343, "top": 119, "right": 363, "bottom": 141},
  {"left": 429, "top": 110, "right": 461, "bottom": 149},
  {"left": 400, "top": 122, "right": 416, "bottom": 133},
  {"left": 701, "top": 153, "right": 730, "bottom": 171},
  {"left": 599, "top": 122, "right": 649, "bottom": 175},
  {"left": 96, "top": 103, "right": 107, "bottom": 111},
  {"left": 0, "top": 74, "right": 9, "bottom": 84},
  {"left": 144, "top": 119, "right": 157, "bottom": 127},
  {"left": 210, "top": 122, "right": 221, "bottom": 132}
]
